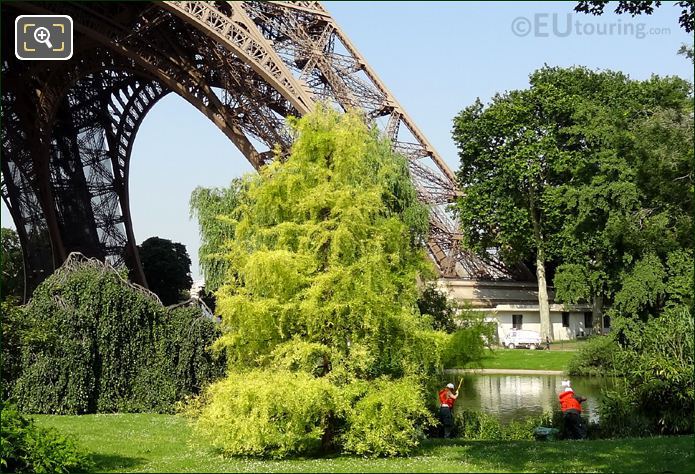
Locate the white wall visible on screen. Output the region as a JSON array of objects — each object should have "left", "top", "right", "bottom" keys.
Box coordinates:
[{"left": 482, "top": 310, "right": 591, "bottom": 342}]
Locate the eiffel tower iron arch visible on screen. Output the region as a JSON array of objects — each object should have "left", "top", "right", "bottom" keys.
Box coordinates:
[{"left": 2, "top": 1, "right": 524, "bottom": 300}]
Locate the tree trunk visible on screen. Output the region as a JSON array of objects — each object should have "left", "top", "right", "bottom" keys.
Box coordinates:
[
  {"left": 529, "top": 190, "right": 552, "bottom": 341},
  {"left": 535, "top": 251, "right": 553, "bottom": 341},
  {"left": 592, "top": 294, "right": 604, "bottom": 335}
]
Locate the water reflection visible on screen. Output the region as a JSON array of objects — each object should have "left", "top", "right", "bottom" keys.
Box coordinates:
[{"left": 438, "top": 373, "right": 615, "bottom": 424}]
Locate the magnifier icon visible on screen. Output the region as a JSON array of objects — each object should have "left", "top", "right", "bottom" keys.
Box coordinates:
[{"left": 33, "top": 27, "right": 53, "bottom": 49}]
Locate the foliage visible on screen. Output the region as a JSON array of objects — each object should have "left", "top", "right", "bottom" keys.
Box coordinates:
[
  {"left": 138, "top": 236, "right": 193, "bottom": 305},
  {"left": 190, "top": 180, "right": 246, "bottom": 294},
  {"left": 595, "top": 389, "right": 652, "bottom": 439},
  {"left": 575, "top": 1, "right": 694, "bottom": 32},
  {"left": 443, "top": 312, "right": 494, "bottom": 368},
  {"left": 189, "top": 107, "right": 447, "bottom": 457},
  {"left": 454, "top": 65, "right": 693, "bottom": 334},
  {"left": 340, "top": 377, "right": 434, "bottom": 456},
  {"left": 454, "top": 410, "right": 553, "bottom": 441},
  {"left": 184, "top": 369, "right": 342, "bottom": 458},
  {"left": 1, "top": 298, "right": 25, "bottom": 398},
  {"left": 570, "top": 309, "right": 693, "bottom": 435},
  {"left": 208, "top": 107, "right": 435, "bottom": 380},
  {"left": 1, "top": 227, "right": 24, "bottom": 301},
  {"left": 547, "top": 72, "right": 692, "bottom": 320},
  {"left": 416, "top": 285, "right": 457, "bottom": 333},
  {"left": 567, "top": 335, "right": 622, "bottom": 376},
  {"left": 13, "top": 255, "right": 224, "bottom": 414},
  {"left": 611, "top": 308, "right": 694, "bottom": 434},
  {"left": 0, "top": 401, "right": 93, "bottom": 473}
]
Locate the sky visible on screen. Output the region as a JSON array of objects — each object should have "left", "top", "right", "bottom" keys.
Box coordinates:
[{"left": 2, "top": 2, "right": 692, "bottom": 281}]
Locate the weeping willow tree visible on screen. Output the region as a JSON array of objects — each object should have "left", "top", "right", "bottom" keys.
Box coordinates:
[{"left": 188, "top": 107, "right": 450, "bottom": 457}]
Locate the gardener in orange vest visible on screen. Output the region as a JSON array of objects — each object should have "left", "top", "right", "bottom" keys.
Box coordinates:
[
  {"left": 558, "top": 380, "right": 587, "bottom": 439},
  {"left": 438, "top": 382, "right": 459, "bottom": 438}
]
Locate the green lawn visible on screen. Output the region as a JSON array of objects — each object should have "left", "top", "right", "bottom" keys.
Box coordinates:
[
  {"left": 463, "top": 348, "right": 576, "bottom": 371},
  {"left": 35, "top": 414, "right": 693, "bottom": 473}
]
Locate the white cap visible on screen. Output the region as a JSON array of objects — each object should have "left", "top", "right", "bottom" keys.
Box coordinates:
[
  {"left": 561, "top": 380, "right": 571, "bottom": 388},
  {"left": 446, "top": 383, "right": 455, "bottom": 389}
]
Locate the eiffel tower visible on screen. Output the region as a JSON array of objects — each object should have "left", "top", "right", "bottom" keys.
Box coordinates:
[{"left": 2, "top": 1, "right": 523, "bottom": 299}]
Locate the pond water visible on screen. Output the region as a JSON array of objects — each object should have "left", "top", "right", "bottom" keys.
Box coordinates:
[{"left": 435, "top": 373, "right": 616, "bottom": 424}]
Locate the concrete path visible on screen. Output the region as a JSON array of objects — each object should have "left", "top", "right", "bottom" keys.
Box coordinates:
[{"left": 444, "top": 368, "right": 565, "bottom": 375}]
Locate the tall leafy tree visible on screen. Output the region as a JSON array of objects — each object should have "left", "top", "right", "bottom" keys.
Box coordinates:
[
  {"left": 544, "top": 71, "right": 693, "bottom": 323},
  {"left": 211, "top": 106, "right": 436, "bottom": 376},
  {"left": 454, "top": 66, "right": 693, "bottom": 338},
  {"left": 188, "top": 107, "right": 447, "bottom": 456},
  {"left": 452, "top": 82, "right": 569, "bottom": 339},
  {"left": 138, "top": 236, "right": 193, "bottom": 305}
]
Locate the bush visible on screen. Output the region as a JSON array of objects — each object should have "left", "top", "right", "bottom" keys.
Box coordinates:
[
  {"left": 453, "top": 410, "right": 553, "bottom": 441},
  {"left": 607, "top": 308, "right": 694, "bottom": 435},
  {"left": 13, "top": 255, "right": 225, "bottom": 414},
  {"left": 567, "top": 335, "right": 622, "bottom": 376},
  {"left": 595, "top": 387, "right": 652, "bottom": 438},
  {"left": 0, "top": 401, "right": 93, "bottom": 473},
  {"left": 340, "top": 377, "right": 433, "bottom": 456},
  {"left": 185, "top": 370, "right": 341, "bottom": 458},
  {"left": 1, "top": 298, "right": 25, "bottom": 398},
  {"left": 186, "top": 372, "right": 434, "bottom": 458}
]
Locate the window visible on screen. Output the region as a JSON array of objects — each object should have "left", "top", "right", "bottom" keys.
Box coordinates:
[
  {"left": 603, "top": 315, "right": 611, "bottom": 328},
  {"left": 584, "top": 312, "right": 593, "bottom": 329},
  {"left": 512, "top": 314, "right": 523, "bottom": 329},
  {"left": 562, "top": 312, "right": 570, "bottom": 328}
]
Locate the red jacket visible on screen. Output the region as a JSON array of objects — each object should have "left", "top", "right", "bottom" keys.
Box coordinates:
[
  {"left": 559, "top": 390, "right": 583, "bottom": 413},
  {"left": 439, "top": 389, "right": 456, "bottom": 408}
]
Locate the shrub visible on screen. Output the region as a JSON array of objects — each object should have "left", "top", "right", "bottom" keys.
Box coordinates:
[
  {"left": 340, "top": 377, "right": 434, "bottom": 456},
  {"left": 595, "top": 387, "right": 652, "bottom": 438},
  {"left": 607, "top": 308, "right": 694, "bottom": 435},
  {"left": 0, "top": 401, "right": 93, "bottom": 473},
  {"left": 13, "top": 255, "right": 225, "bottom": 414},
  {"left": 567, "top": 335, "right": 622, "bottom": 376},
  {"left": 186, "top": 370, "right": 341, "bottom": 458},
  {"left": 453, "top": 410, "right": 553, "bottom": 441},
  {"left": 1, "top": 298, "right": 25, "bottom": 398}
]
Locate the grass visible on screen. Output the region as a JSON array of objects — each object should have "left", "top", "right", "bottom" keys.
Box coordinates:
[
  {"left": 463, "top": 348, "right": 576, "bottom": 371},
  {"left": 35, "top": 414, "right": 694, "bottom": 473}
]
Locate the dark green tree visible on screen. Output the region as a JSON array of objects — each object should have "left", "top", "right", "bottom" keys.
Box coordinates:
[
  {"left": 1, "top": 228, "right": 24, "bottom": 301},
  {"left": 417, "top": 285, "right": 457, "bottom": 333},
  {"left": 575, "top": 1, "right": 694, "bottom": 32},
  {"left": 138, "top": 236, "right": 193, "bottom": 305},
  {"left": 453, "top": 66, "right": 693, "bottom": 336}
]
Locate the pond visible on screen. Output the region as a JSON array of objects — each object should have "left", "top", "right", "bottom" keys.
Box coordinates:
[{"left": 436, "top": 373, "right": 616, "bottom": 424}]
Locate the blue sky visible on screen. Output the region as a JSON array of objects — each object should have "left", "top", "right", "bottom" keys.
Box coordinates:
[{"left": 3, "top": 2, "right": 692, "bottom": 280}]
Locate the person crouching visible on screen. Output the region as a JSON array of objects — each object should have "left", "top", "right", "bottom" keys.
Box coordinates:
[
  {"left": 558, "top": 380, "right": 587, "bottom": 439},
  {"left": 438, "top": 382, "right": 459, "bottom": 438}
]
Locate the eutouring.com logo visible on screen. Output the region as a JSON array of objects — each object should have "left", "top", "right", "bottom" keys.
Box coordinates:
[{"left": 511, "top": 13, "right": 671, "bottom": 39}]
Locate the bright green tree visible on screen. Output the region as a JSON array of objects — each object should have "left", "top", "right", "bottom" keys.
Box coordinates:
[
  {"left": 190, "top": 180, "right": 245, "bottom": 294},
  {"left": 189, "top": 107, "right": 448, "bottom": 456}
]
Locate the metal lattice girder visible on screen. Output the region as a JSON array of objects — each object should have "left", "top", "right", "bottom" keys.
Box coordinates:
[{"left": 1, "top": 1, "right": 521, "bottom": 300}]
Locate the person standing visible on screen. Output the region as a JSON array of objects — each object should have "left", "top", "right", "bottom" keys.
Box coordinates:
[
  {"left": 558, "top": 380, "right": 587, "bottom": 439},
  {"left": 438, "top": 382, "right": 459, "bottom": 438}
]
